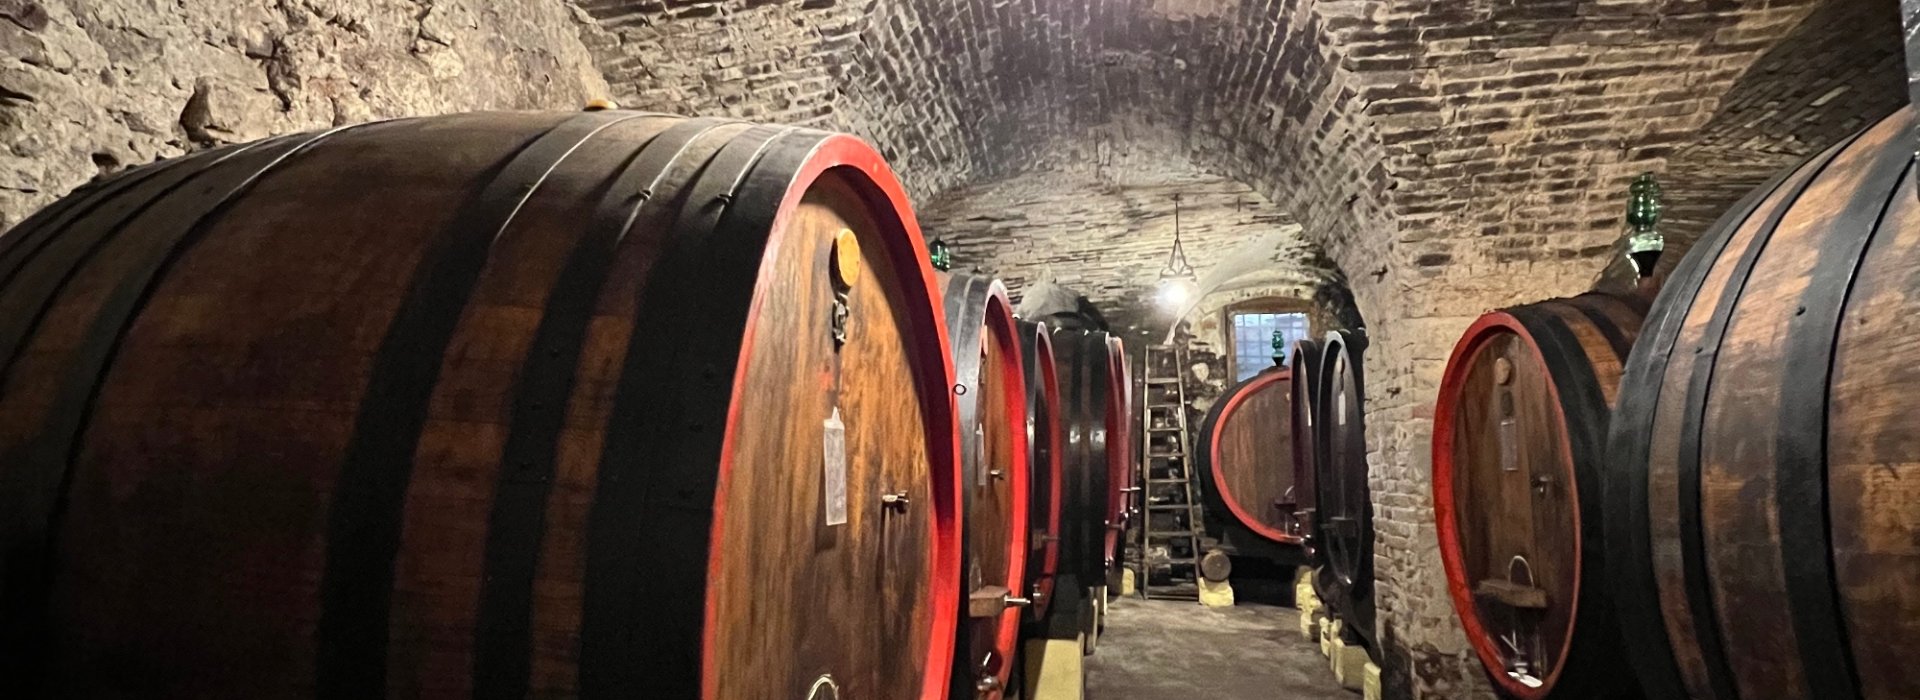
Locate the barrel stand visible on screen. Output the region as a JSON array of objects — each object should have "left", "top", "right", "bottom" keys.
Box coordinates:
[{"left": 1023, "top": 577, "right": 1090, "bottom": 699}]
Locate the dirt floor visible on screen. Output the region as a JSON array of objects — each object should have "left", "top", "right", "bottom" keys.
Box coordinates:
[{"left": 1083, "top": 596, "right": 1355, "bottom": 699}]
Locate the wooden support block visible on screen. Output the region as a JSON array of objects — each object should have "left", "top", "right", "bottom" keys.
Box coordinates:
[
  {"left": 1198, "top": 577, "right": 1235, "bottom": 608},
  {"left": 1474, "top": 578, "right": 1549, "bottom": 610},
  {"left": 1329, "top": 633, "right": 1371, "bottom": 691},
  {"left": 1079, "top": 588, "right": 1102, "bottom": 655},
  {"left": 1363, "top": 661, "right": 1383, "bottom": 700},
  {"left": 1025, "top": 636, "right": 1085, "bottom": 700},
  {"left": 970, "top": 585, "right": 1013, "bottom": 618},
  {"left": 1319, "top": 615, "right": 1340, "bottom": 658},
  {"left": 1120, "top": 567, "right": 1136, "bottom": 597},
  {"left": 1295, "top": 567, "right": 1322, "bottom": 620}
]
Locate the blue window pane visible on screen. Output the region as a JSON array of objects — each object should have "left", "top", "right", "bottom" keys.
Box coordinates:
[{"left": 1230, "top": 311, "right": 1308, "bottom": 383}]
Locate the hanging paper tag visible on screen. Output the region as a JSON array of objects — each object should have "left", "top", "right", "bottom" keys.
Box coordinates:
[
  {"left": 1337, "top": 393, "right": 1347, "bottom": 425},
  {"left": 823, "top": 407, "right": 849, "bottom": 526}
]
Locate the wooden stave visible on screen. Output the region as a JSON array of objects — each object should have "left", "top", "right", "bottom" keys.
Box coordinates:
[
  {"left": 1316, "top": 328, "right": 1375, "bottom": 649},
  {"left": 1431, "top": 294, "right": 1646, "bottom": 699},
  {"left": 1289, "top": 339, "right": 1324, "bottom": 553},
  {"left": 0, "top": 112, "right": 963, "bottom": 699},
  {"left": 1049, "top": 328, "right": 1114, "bottom": 591},
  {"left": 1606, "top": 109, "right": 1920, "bottom": 700},
  {"left": 941, "top": 272, "right": 1032, "bottom": 698},
  {"left": 1017, "top": 319, "right": 1064, "bottom": 621},
  {"left": 1194, "top": 366, "right": 1303, "bottom": 546}
]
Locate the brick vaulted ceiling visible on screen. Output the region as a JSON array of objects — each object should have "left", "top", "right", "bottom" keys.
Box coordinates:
[{"left": 573, "top": 0, "right": 1897, "bottom": 313}]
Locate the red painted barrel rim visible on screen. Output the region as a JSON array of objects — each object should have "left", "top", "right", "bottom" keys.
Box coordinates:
[
  {"left": 706, "top": 133, "right": 961, "bottom": 700},
  {"left": 1431, "top": 311, "right": 1579, "bottom": 700},
  {"left": 980, "top": 282, "right": 1031, "bottom": 692},
  {"left": 1103, "top": 336, "right": 1131, "bottom": 566},
  {"left": 1207, "top": 368, "right": 1304, "bottom": 544}
]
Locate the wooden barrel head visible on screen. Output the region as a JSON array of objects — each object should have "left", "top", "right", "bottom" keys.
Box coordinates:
[
  {"left": 1608, "top": 108, "right": 1920, "bottom": 700},
  {"left": 1433, "top": 296, "right": 1644, "bottom": 699},
  {"left": 0, "top": 112, "right": 962, "bottom": 699},
  {"left": 940, "top": 273, "right": 1030, "bottom": 698},
  {"left": 1196, "top": 367, "right": 1302, "bottom": 545},
  {"left": 1017, "top": 320, "right": 1063, "bottom": 620}
]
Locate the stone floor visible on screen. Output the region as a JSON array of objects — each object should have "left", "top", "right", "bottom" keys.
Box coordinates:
[{"left": 1084, "top": 596, "right": 1355, "bottom": 700}]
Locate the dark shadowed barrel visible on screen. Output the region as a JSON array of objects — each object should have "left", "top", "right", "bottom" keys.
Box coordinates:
[
  {"left": 1102, "top": 335, "right": 1133, "bottom": 576},
  {"left": 1018, "top": 319, "right": 1063, "bottom": 621},
  {"left": 941, "top": 273, "right": 1030, "bottom": 698},
  {"left": 1050, "top": 328, "right": 1114, "bottom": 592},
  {"left": 1317, "top": 329, "right": 1375, "bottom": 649},
  {"left": 1607, "top": 108, "right": 1920, "bottom": 700},
  {"left": 1289, "top": 339, "right": 1323, "bottom": 549},
  {"left": 1195, "top": 366, "right": 1303, "bottom": 545},
  {"left": 0, "top": 112, "right": 962, "bottom": 699},
  {"left": 1432, "top": 293, "right": 1646, "bottom": 698}
]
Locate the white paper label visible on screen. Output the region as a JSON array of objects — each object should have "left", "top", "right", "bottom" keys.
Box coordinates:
[
  {"left": 823, "top": 408, "right": 848, "bottom": 526},
  {"left": 1500, "top": 417, "right": 1518, "bottom": 473},
  {"left": 1337, "top": 393, "right": 1347, "bottom": 425},
  {"left": 974, "top": 424, "right": 987, "bottom": 488}
]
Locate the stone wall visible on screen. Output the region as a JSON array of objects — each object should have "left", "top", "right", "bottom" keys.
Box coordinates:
[{"left": 0, "top": 0, "right": 610, "bottom": 230}]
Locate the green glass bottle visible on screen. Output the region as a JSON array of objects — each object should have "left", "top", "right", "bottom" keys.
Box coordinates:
[
  {"left": 928, "top": 237, "right": 952, "bottom": 272},
  {"left": 1625, "top": 173, "right": 1663, "bottom": 278}
]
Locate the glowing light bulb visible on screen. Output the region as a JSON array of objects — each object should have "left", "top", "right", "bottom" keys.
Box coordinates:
[{"left": 1156, "top": 276, "right": 1193, "bottom": 310}]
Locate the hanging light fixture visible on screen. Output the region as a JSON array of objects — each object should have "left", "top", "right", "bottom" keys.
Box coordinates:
[{"left": 1156, "top": 193, "right": 1197, "bottom": 310}]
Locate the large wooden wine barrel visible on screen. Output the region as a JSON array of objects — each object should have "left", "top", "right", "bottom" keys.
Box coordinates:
[
  {"left": 941, "top": 273, "right": 1030, "bottom": 698},
  {"left": 1195, "top": 366, "right": 1304, "bottom": 545},
  {"left": 1050, "top": 328, "right": 1114, "bottom": 591},
  {"left": 0, "top": 112, "right": 962, "bottom": 699},
  {"left": 1317, "top": 329, "right": 1375, "bottom": 648},
  {"left": 1018, "top": 319, "right": 1063, "bottom": 621},
  {"left": 1102, "top": 335, "right": 1133, "bottom": 575},
  {"left": 1289, "top": 339, "right": 1323, "bottom": 548},
  {"left": 1606, "top": 109, "right": 1920, "bottom": 700},
  {"left": 1432, "top": 293, "right": 1646, "bottom": 698}
]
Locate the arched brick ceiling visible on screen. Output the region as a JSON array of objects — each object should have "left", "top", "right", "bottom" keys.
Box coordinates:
[
  {"left": 915, "top": 127, "right": 1338, "bottom": 335},
  {"left": 575, "top": 0, "right": 1848, "bottom": 301}
]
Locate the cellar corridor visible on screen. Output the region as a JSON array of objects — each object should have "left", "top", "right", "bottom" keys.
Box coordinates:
[
  {"left": 1086, "top": 599, "right": 1350, "bottom": 700},
  {"left": 0, "top": 0, "right": 1915, "bottom": 698}
]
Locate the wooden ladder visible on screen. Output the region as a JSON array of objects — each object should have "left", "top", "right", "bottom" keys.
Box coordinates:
[{"left": 1137, "top": 343, "right": 1205, "bottom": 600}]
